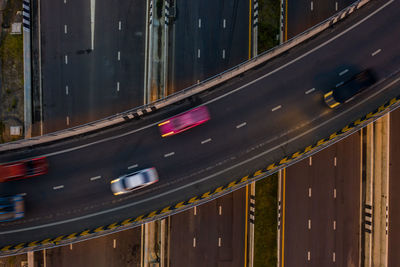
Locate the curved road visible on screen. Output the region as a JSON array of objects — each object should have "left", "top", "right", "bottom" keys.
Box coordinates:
[{"left": 0, "top": 0, "right": 399, "bottom": 247}]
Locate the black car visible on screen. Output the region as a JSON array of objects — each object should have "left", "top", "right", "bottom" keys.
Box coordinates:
[{"left": 324, "top": 69, "right": 377, "bottom": 108}]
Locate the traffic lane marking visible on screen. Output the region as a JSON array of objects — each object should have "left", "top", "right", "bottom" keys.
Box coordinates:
[
  {"left": 53, "top": 185, "right": 64, "bottom": 190},
  {"left": 339, "top": 69, "right": 348, "bottom": 76},
  {"left": 372, "top": 48, "right": 382, "bottom": 56},
  {"left": 164, "top": 152, "right": 175, "bottom": 158},
  {"left": 201, "top": 138, "right": 212, "bottom": 144},
  {"left": 128, "top": 164, "right": 138, "bottom": 169},
  {"left": 236, "top": 122, "right": 247, "bottom": 129},
  {"left": 271, "top": 105, "right": 282, "bottom": 112},
  {"left": 305, "top": 88, "right": 315, "bottom": 94},
  {"left": 90, "top": 176, "right": 101, "bottom": 181}
]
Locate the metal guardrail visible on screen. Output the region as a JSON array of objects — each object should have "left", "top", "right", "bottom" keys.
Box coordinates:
[{"left": 0, "top": 0, "right": 369, "bottom": 153}]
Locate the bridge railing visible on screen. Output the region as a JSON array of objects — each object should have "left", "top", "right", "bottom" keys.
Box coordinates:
[{"left": 0, "top": 0, "right": 369, "bottom": 153}]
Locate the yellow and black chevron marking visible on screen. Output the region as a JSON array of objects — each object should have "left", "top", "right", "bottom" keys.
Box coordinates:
[{"left": 2, "top": 95, "right": 400, "bottom": 254}]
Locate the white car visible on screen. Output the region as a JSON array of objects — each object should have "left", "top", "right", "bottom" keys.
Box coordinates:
[{"left": 111, "top": 168, "right": 159, "bottom": 195}]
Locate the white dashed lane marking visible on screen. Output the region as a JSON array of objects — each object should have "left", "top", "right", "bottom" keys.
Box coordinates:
[
  {"left": 65, "top": 55, "right": 68, "bottom": 64},
  {"left": 90, "top": 176, "right": 101, "bottom": 181},
  {"left": 201, "top": 138, "right": 212, "bottom": 144},
  {"left": 339, "top": 69, "right": 349, "bottom": 76},
  {"left": 236, "top": 122, "right": 247, "bottom": 129},
  {"left": 65, "top": 85, "right": 69, "bottom": 95},
  {"left": 198, "top": 18, "right": 201, "bottom": 28},
  {"left": 118, "top": 21, "right": 122, "bottom": 30},
  {"left": 271, "top": 105, "right": 282, "bottom": 112},
  {"left": 164, "top": 152, "right": 175, "bottom": 158},
  {"left": 128, "top": 164, "right": 138, "bottom": 169},
  {"left": 53, "top": 185, "right": 64, "bottom": 190},
  {"left": 372, "top": 48, "right": 382, "bottom": 56},
  {"left": 305, "top": 88, "right": 315, "bottom": 94},
  {"left": 64, "top": 25, "right": 68, "bottom": 34}
]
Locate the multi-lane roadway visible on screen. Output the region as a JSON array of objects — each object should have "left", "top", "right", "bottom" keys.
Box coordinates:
[
  {"left": 0, "top": 0, "right": 400, "bottom": 249},
  {"left": 39, "top": 0, "right": 146, "bottom": 133}
]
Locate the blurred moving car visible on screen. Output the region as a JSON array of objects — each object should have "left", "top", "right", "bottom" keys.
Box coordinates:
[
  {"left": 111, "top": 167, "right": 159, "bottom": 195},
  {"left": 0, "top": 195, "right": 24, "bottom": 222},
  {"left": 324, "top": 69, "right": 377, "bottom": 108},
  {"left": 158, "top": 106, "right": 210, "bottom": 137},
  {"left": 0, "top": 157, "right": 48, "bottom": 182}
]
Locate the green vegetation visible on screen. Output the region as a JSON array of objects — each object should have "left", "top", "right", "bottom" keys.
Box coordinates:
[
  {"left": 254, "top": 173, "right": 278, "bottom": 267},
  {"left": 257, "top": 0, "right": 281, "bottom": 53}
]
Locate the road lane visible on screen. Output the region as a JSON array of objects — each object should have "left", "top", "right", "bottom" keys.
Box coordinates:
[
  {"left": 284, "top": 132, "right": 360, "bottom": 266},
  {"left": 388, "top": 108, "right": 400, "bottom": 267},
  {"left": 169, "top": 187, "right": 246, "bottom": 267}
]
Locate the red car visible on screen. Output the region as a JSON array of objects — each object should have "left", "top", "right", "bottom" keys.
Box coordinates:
[
  {"left": 0, "top": 157, "right": 48, "bottom": 182},
  {"left": 158, "top": 106, "right": 210, "bottom": 137}
]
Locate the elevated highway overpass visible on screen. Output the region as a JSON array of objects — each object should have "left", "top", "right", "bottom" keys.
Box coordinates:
[{"left": 0, "top": 0, "right": 399, "bottom": 255}]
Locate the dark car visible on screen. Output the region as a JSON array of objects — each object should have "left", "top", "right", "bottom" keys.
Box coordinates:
[
  {"left": 0, "top": 195, "right": 24, "bottom": 222},
  {"left": 324, "top": 69, "right": 377, "bottom": 108}
]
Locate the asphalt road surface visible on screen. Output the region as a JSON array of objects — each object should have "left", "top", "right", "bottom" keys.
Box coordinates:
[
  {"left": 45, "top": 226, "right": 141, "bottom": 267},
  {"left": 40, "top": 0, "right": 146, "bottom": 133},
  {"left": 0, "top": 0, "right": 399, "bottom": 247},
  {"left": 388, "top": 107, "right": 400, "bottom": 267},
  {"left": 283, "top": 132, "right": 360, "bottom": 266},
  {"left": 167, "top": 0, "right": 249, "bottom": 93},
  {"left": 169, "top": 187, "right": 246, "bottom": 267},
  {"left": 286, "top": 0, "right": 357, "bottom": 39}
]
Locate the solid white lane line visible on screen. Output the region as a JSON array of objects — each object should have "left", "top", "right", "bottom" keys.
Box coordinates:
[
  {"left": 223, "top": 19, "right": 226, "bottom": 28},
  {"left": 334, "top": 188, "right": 337, "bottom": 199},
  {"left": 65, "top": 85, "right": 69, "bottom": 95},
  {"left": 308, "top": 187, "right": 312, "bottom": 197},
  {"left": 197, "top": 49, "right": 201, "bottom": 58},
  {"left": 64, "top": 25, "right": 67, "bottom": 34},
  {"left": 194, "top": 206, "right": 197, "bottom": 215},
  {"left": 333, "top": 252, "right": 336, "bottom": 262},
  {"left": 305, "top": 88, "right": 315, "bottom": 94},
  {"left": 118, "top": 21, "right": 122, "bottom": 30},
  {"left": 117, "top": 82, "right": 120, "bottom": 92},
  {"left": 113, "top": 239, "right": 116, "bottom": 248},
  {"left": 218, "top": 237, "right": 222, "bottom": 247},
  {"left": 222, "top": 49, "right": 225, "bottom": 59},
  {"left": 308, "top": 219, "right": 311, "bottom": 229},
  {"left": 309, "top": 157, "right": 312, "bottom": 166},
  {"left": 66, "top": 116, "right": 70, "bottom": 126},
  {"left": 219, "top": 205, "right": 222, "bottom": 215},
  {"left": 90, "top": 0, "right": 95, "bottom": 50},
  {"left": 198, "top": 18, "right": 201, "bottom": 28},
  {"left": 201, "top": 138, "right": 212, "bottom": 144},
  {"left": 339, "top": 69, "right": 349, "bottom": 76},
  {"left": 372, "top": 48, "right": 382, "bottom": 56},
  {"left": 53, "top": 185, "right": 64, "bottom": 190},
  {"left": 164, "top": 152, "right": 175, "bottom": 158},
  {"left": 128, "top": 164, "right": 138, "bottom": 169},
  {"left": 271, "top": 105, "right": 282, "bottom": 112},
  {"left": 334, "top": 157, "right": 337, "bottom": 166},
  {"left": 65, "top": 55, "right": 68, "bottom": 64},
  {"left": 193, "top": 237, "right": 196, "bottom": 247},
  {"left": 336, "top": 81, "right": 344, "bottom": 87},
  {"left": 118, "top": 51, "right": 120, "bottom": 61},
  {"left": 307, "top": 251, "right": 311, "bottom": 261},
  {"left": 90, "top": 176, "right": 101, "bottom": 181},
  {"left": 333, "top": 220, "right": 336, "bottom": 230},
  {"left": 310, "top": 1, "right": 313, "bottom": 11},
  {"left": 335, "top": 2, "right": 338, "bottom": 11},
  {"left": 236, "top": 122, "right": 247, "bottom": 129}
]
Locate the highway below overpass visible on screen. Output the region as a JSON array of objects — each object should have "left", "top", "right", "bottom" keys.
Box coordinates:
[{"left": 0, "top": 0, "right": 400, "bottom": 249}]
